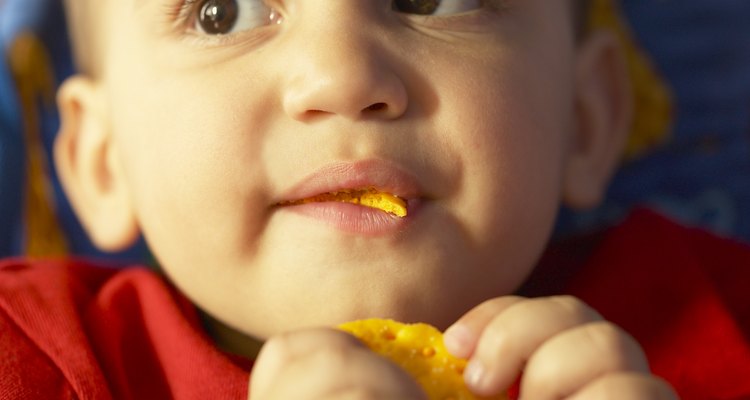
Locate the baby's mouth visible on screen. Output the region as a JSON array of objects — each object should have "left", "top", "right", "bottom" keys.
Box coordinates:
[{"left": 278, "top": 188, "right": 408, "bottom": 217}]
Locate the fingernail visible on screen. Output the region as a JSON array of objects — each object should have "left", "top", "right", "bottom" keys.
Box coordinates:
[
  {"left": 443, "top": 324, "right": 471, "bottom": 357},
  {"left": 464, "top": 359, "right": 486, "bottom": 391}
]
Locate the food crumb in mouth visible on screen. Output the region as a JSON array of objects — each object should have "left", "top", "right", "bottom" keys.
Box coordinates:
[{"left": 281, "top": 188, "right": 408, "bottom": 217}]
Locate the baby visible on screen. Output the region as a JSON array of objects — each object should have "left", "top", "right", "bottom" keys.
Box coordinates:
[{"left": 3, "top": 0, "right": 685, "bottom": 398}]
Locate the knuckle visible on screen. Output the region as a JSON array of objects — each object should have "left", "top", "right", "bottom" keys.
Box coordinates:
[
  {"left": 486, "top": 295, "right": 525, "bottom": 308},
  {"left": 584, "top": 322, "right": 625, "bottom": 350},
  {"left": 481, "top": 318, "right": 516, "bottom": 356},
  {"left": 549, "top": 295, "right": 584, "bottom": 310},
  {"left": 261, "top": 332, "right": 295, "bottom": 363},
  {"left": 582, "top": 322, "right": 645, "bottom": 368},
  {"left": 313, "top": 342, "right": 356, "bottom": 369},
  {"left": 260, "top": 329, "right": 358, "bottom": 366},
  {"left": 548, "top": 295, "right": 601, "bottom": 321},
  {"left": 475, "top": 296, "right": 526, "bottom": 318}
]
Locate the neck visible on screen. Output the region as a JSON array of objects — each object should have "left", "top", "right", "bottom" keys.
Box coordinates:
[{"left": 200, "top": 310, "right": 265, "bottom": 360}]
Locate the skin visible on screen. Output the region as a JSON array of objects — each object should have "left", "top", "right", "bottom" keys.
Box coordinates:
[{"left": 55, "top": 0, "right": 677, "bottom": 398}]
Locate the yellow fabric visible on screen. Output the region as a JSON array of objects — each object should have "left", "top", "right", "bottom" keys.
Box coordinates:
[
  {"left": 590, "top": 0, "right": 674, "bottom": 159},
  {"left": 9, "top": 32, "right": 68, "bottom": 257}
]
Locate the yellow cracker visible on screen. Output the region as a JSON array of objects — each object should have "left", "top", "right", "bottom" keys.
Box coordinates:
[
  {"left": 339, "top": 319, "right": 506, "bottom": 400},
  {"left": 286, "top": 188, "right": 408, "bottom": 217},
  {"left": 356, "top": 190, "right": 408, "bottom": 218}
]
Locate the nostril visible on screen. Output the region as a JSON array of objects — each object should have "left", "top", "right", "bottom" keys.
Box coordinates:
[{"left": 364, "top": 102, "right": 387, "bottom": 112}]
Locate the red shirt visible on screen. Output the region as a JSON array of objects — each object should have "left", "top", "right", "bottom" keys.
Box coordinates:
[
  {"left": 0, "top": 260, "right": 250, "bottom": 399},
  {"left": 527, "top": 209, "right": 750, "bottom": 399},
  {"left": 1, "top": 209, "right": 749, "bottom": 399}
]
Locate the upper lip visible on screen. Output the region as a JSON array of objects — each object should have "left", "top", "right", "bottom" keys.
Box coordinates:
[{"left": 276, "top": 159, "right": 423, "bottom": 204}]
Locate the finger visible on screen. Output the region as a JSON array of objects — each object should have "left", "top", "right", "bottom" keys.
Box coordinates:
[
  {"left": 280, "top": 343, "right": 426, "bottom": 399},
  {"left": 249, "top": 328, "right": 425, "bottom": 400},
  {"left": 568, "top": 372, "right": 679, "bottom": 400},
  {"left": 444, "top": 296, "right": 525, "bottom": 358},
  {"left": 461, "top": 296, "right": 602, "bottom": 396},
  {"left": 249, "top": 328, "right": 364, "bottom": 398},
  {"left": 521, "top": 321, "right": 649, "bottom": 400}
]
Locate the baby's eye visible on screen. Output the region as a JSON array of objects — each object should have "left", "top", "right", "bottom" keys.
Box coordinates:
[
  {"left": 392, "top": 0, "right": 483, "bottom": 16},
  {"left": 194, "top": 0, "right": 274, "bottom": 35}
]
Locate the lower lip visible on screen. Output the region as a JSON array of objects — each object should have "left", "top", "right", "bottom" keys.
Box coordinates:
[{"left": 278, "top": 201, "right": 421, "bottom": 236}]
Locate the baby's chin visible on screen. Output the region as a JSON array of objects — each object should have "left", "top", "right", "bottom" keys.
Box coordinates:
[
  {"left": 250, "top": 287, "right": 484, "bottom": 338},
  {"left": 197, "top": 234, "right": 530, "bottom": 342},
  {"left": 203, "top": 299, "right": 469, "bottom": 361}
]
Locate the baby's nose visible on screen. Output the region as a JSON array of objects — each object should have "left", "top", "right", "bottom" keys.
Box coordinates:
[{"left": 280, "top": 4, "right": 409, "bottom": 122}]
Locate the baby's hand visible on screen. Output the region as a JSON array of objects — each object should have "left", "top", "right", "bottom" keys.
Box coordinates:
[
  {"left": 248, "top": 328, "right": 426, "bottom": 400},
  {"left": 443, "top": 296, "right": 678, "bottom": 399}
]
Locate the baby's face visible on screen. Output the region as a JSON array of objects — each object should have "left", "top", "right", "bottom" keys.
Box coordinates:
[{"left": 95, "top": 0, "right": 579, "bottom": 338}]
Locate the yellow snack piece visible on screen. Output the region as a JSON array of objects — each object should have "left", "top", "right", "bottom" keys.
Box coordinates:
[
  {"left": 356, "top": 190, "right": 408, "bottom": 218},
  {"left": 285, "top": 188, "right": 408, "bottom": 217},
  {"left": 339, "top": 319, "right": 506, "bottom": 400}
]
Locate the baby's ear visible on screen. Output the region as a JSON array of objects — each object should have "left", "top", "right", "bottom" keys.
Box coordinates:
[
  {"left": 563, "top": 30, "right": 633, "bottom": 210},
  {"left": 54, "top": 76, "right": 139, "bottom": 252}
]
